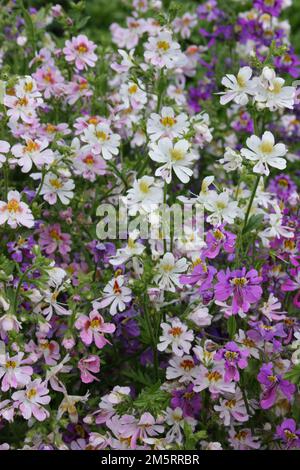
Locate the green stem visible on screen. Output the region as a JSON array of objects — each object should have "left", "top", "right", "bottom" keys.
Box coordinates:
[{"left": 242, "top": 175, "right": 260, "bottom": 233}]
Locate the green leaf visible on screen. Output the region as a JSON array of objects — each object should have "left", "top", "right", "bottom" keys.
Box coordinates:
[
  {"left": 284, "top": 364, "right": 300, "bottom": 384},
  {"left": 242, "top": 214, "right": 264, "bottom": 234},
  {"left": 227, "top": 315, "right": 237, "bottom": 339}
]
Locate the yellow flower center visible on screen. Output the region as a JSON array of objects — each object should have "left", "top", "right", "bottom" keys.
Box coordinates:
[
  {"left": 50, "top": 178, "right": 63, "bottom": 189},
  {"left": 180, "top": 359, "right": 195, "bottom": 371},
  {"left": 157, "top": 40, "right": 170, "bottom": 51},
  {"left": 6, "top": 360, "right": 17, "bottom": 369},
  {"left": 260, "top": 141, "right": 274, "bottom": 154},
  {"left": 83, "top": 155, "right": 95, "bottom": 165},
  {"left": 96, "top": 131, "right": 108, "bottom": 141},
  {"left": 170, "top": 148, "right": 184, "bottom": 161},
  {"left": 139, "top": 181, "right": 150, "bottom": 193},
  {"left": 162, "top": 263, "right": 174, "bottom": 272},
  {"left": 27, "top": 388, "right": 37, "bottom": 400},
  {"left": 284, "top": 430, "right": 297, "bottom": 440},
  {"left": 76, "top": 44, "right": 88, "bottom": 54},
  {"left": 7, "top": 199, "right": 20, "bottom": 213},
  {"left": 24, "top": 140, "right": 39, "bottom": 153},
  {"left": 206, "top": 370, "right": 222, "bottom": 382},
  {"left": 225, "top": 399, "right": 236, "bottom": 409},
  {"left": 224, "top": 351, "right": 238, "bottom": 361},
  {"left": 90, "top": 318, "right": 101, "bottom": 328},
  {"left": 160, "top": 116, "right": 176, "bottom": 127},
  {"left": 24, "top": 82, "right": 33, "bottom": 92},
  {"left": 49, "top": 229, "right": 61, "bottom": 240},
  {"left": 232, "top": 277, "right": 247, "bottom": 286},
  {"left": 237, "top": 73, "right": 246, "bottom": 88},
  {"left": 128, "top": 84, "right": 138, "bottom": 94},
  {"left": 169, "top": 326, "right": 183, "bottom": 337}
]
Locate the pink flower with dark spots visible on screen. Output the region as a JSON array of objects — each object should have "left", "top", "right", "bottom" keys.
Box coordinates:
[
  {"left": 63, "top": 35, "right": 97, "bottom": 71},
  {"left": 78, "top": 355, "right": 100, "bottom": 384},
  {"left": 75, "top": 310, "right": 115, "bottom": 349}
]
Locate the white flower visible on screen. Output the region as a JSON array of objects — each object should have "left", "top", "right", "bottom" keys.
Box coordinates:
[
  {"left": 154, "top": 252, "right": 188, "bottom": 292},
  {"left": 119, "top": 79, "right": 147, "bottom": 110},
  {"left": 144, "top": 31, "right": 186, "bottom": 69},
  {"left": 260, "top": 293, "right": 286, "bottom": 322},
  {"left": 193, "top": 365, "right": 235, "bottom": 394},
  {"left": 82, "top": 123, "right": 121, "bottom": 160},
  {"left": 214, "top": 389, "right": 249, "bottom": 426},
  {"left": 241, "top": 131, "right": 287, "bottom": 176},
  {"left": 157, "top": 318, "right": 194, "bottom": 356},
  {"left": 149, "top": 138, "right": 195, "bottom": 184},
  {"left": 109, "top": 230, "right": 145, "bottom": 265},
  {"left": 0, "top": 190, "right": 34, "bottom": 229},
  {"left": 219, "top": 147, "right": 243, "bottom": 172},
  {"left": 219, "top": 67, "right": 255, "bottom": 106},
  {"left": 96, "top": 275, "right": 132, "bottom": 316},
  {"left": 204, "top": 190, "right": 240, "bottom": 225},
  {"left": 39, "top": 172, "right": 75, "bottom": 205},
  {"left": 253, "top": 66, "right": 296, "bottom": 111},
  {"left": 166, "top": 355, "right": 200, "bottom": 383},
  {"left": 188, "top": 305, "right": 212, "bottom": 327},
  {"left": 11, "top": 138, "right": 54, "bottom": 173},
  {"left": 164, "top": 407, "right": 196, "bottom": 445},
  {"left": 147, "top": 106, "right": 188, "bottom": 142},
  {"left": 259, "top": 205, "right": 294, "bottom": 246},
  {"left": 126, "top": 176, "right": 163, "bottom": 215}
]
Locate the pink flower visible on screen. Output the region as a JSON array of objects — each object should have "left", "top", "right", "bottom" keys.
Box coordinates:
[
  {"left": 39, "top": 223, "right": 72, "bottom": 256},
  {"left": 32, "top": 65, "right": 65, "bottom": 99},
  {"left": 75, "top": 310, "right": 116, "bottom": 349},
  {"left": 78, "top": 355, "right": 100, "bottom": 383},
  {"left": 0, "top": 190, "right": 34, "bottom": 228},
  {"left": 0, "top": 352, "right": 33, "bottom": 392},
  {"left": 12, "top": 378, "right": 50, "bottom": 421},
  {"left": 63, "top": 35, "right": 97, "bottom": 71}
]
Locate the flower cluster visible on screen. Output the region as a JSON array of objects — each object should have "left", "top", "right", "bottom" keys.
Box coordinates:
[{"left": 0, "top": 0, "right": 299, "bottom": 452}]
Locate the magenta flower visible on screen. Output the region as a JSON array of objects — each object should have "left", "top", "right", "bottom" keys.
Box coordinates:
[
  {"left": 214, "top": 268, "right": 263, "bottom": 314},
  {"left": 281, "top": 267, "right": 300, "bottom": 308},
  {"left": 39, "top": 223, "right": 71, "bottom": 256},
  {"left": 257, "top": 363, "right": 296, "bottom": 409},
  {"left": 203, "top": 226, "right": 236, "bottom": 259},
  {"left": 75, "top": 310, "right": 116, "bottom": 349},
  {"left": 78, "top": 355, "right": 100, "bottom": 384},
  {"left": 275, "top": 418, "right": 300, "bottom": 449},
  {"left": 63, "top": 35, "right": 97, "bottom": 71},
  {"left": 180, "top": 259, "right": 216, "bottom": 294},
  {"left": 215, "top": 341, "right": 249, "bottom": 382}
]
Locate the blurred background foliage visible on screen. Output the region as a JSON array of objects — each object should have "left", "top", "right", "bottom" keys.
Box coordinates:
[{"left": 26, "top": 0, "right": 300, "bottom": 52}]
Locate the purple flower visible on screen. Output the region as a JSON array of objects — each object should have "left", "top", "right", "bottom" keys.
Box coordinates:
[
  {"left": 268, "top": 174, "right": 297, "bottom": 202},
  {"left": 7, "top": 236, "right": 35, "bottom": 262},
  {"left": 215, "top": 342, "right": 249, "bottom": 382},
  {"left": 257, "top": 363, "right": 296, "bottom": 409},
  {"left": 275, "top": 419, "right": 300, "bottom": 449},
  {"left": 171, "top": 384, "right": 202, "bottom": 418},
  {"left": 215, "top": 268, "right": 263, "bottom": 314},
  {"left": 39, "top": 224, "right": 71, "bottom": 257},
  {"left": 180, "top": 259, "right": 216, "bottom": 295},
  {"left": 86, "top": 240, "right": 116, "bottom": 264},
  {"left": 254, "top": 0, "right": 283, "bottom": 17},
  {"left": 203, "top": 226, "right": 236, "bottom": 259}
]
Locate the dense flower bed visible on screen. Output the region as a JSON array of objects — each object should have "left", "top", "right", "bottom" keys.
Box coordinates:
[{"left": 0, "top": 0, "right": 300, "bottom": 451}]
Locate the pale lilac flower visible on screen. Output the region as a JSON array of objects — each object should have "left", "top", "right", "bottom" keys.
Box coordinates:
[
  {"left": 0, "top": 190, "right": 34, "bottom": 228},
  {"left": 12, "top": 379, "right": 50, "bottom": 421}
]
